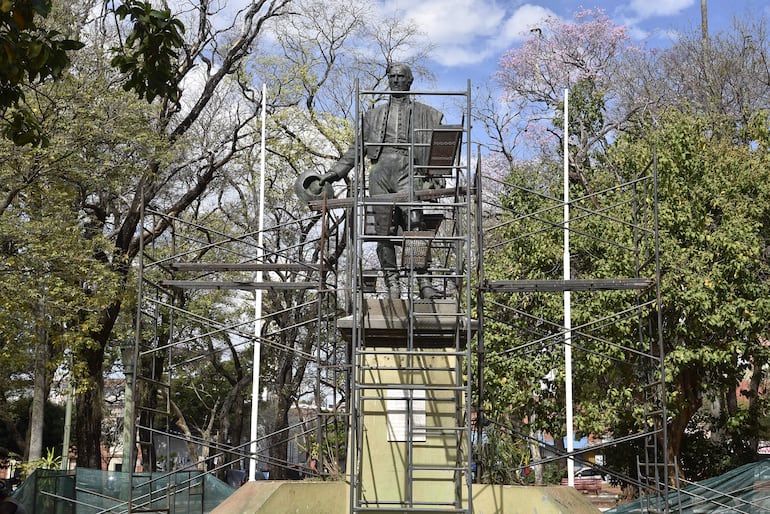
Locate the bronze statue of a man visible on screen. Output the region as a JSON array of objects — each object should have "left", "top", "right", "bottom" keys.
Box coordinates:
[{"left": 320, "top": 62, "right": 443, "bottom": 299}]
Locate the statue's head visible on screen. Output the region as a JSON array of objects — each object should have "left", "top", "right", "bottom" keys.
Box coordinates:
[{"left": 387, "top": 62, "right": 413, "bottom": 96}]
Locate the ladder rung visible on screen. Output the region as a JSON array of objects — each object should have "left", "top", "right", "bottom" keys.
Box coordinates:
[
  {"left": 136, "top": 376, "right": 171, "bottom": 389},
  {"left": 357, "top": 363, "right": 465, "bottom": 370},
  {"left": 357, "top": 349, "right": 469, "bottom": 357},
  {"left": 356, "top": 381, "right": 467, "bottom": 389},
  {"left": 359, "top": 505, "right": 465, "bottom": 510},
  {"left": 136, "top": 405, "right": 172, "bottom": 416},
  {"left": 411, "top": 465, "right": 469, "bottom": 472}
]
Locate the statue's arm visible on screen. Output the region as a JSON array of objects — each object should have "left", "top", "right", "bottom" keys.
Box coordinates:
[
  {"left": 322, "top": 145, "right": 356, "bottom": 183},
  {"left": 321, "top": 108, "right": 374, "bottom": 184}
]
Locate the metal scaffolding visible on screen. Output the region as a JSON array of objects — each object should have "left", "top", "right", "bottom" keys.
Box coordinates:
[
  {"left": 477, "top": 140, "right": 676, "bottom": 511},
  {"left": 123, "top": 80, "right": 679, "bottom": 514},
  {"left": 327, "top": 82, "right": 476, "bottom": 513},
  {"left": 126, "top": 197, "right": 347, "bottom": 512}
]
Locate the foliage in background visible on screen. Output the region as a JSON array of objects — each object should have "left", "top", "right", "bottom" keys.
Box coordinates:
[
  {"left": 0, "top": 0, "right": 84, "bottom": 145},
  {"left": 481, "top": 9, "right": 770, "bottom": 486},
  {"left": 0, "top": 400, "right": 65, "bottom": 458},
  {"left": 3, "top": 0, "right": 770, "bottom": 488},
  {"left": 109, "top": 0, "right": 185, "bottom": 103}
]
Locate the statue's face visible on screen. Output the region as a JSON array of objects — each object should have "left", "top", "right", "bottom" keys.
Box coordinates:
[{"left": 388, "top": 65, "right": 413, "bottom": 96}]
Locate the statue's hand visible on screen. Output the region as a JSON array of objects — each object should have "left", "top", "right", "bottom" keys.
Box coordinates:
[{"left": 318, "top": 171, "right": 338, "bottom": 185}]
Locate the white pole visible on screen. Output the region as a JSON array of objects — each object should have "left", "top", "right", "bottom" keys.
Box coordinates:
[
  {"left": 563, "top": 88, "right": 575, "bottom": 486},
  {"left": 249, "top": 84, "right": 267, "bottom": 482}
]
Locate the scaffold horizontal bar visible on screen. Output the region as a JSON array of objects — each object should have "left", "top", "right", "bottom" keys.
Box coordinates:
[
  {"left": 356, "top": 349, "right": 468, "bottom": 357},
  {"left": 484, "top": 278, "right": 654, "bottom": 292},
  {"left": 358, "top": 383, "right": 467, "bottom": 392},
  {"left": 169, "top": 262, "right": 318, "bottom": 272},
  {"left": 159, "top": 280, "right": 318, "bottom": 290},
  {"left": 307, "top": 186, "right": 471, "bottom": 210}
]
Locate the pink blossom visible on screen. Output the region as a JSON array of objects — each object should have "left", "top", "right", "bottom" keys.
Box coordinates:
[
  {"left": 494, "top": 8, "right": 642, "bottom": 159},
  {"left": 497, "top": 9, "right": 630, "bottom": 105}
]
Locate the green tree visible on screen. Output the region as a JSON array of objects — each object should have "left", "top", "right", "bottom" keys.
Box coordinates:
[
  {"left": 0, "top": 53, "right": 158, "bottom": 462},
  {"left": 481, "top": 9, "right": 770, "bottom": 485},
  {"left": 480, "top": 147, "right": 651, "bottom": 483},
  {"left": 481, "top": 108, "right": 770, "bottom": 483},
  {"left": 610, "top": 108, "right": 770, "bottom": 475},
  {"left": 0, "top": 0, "right": 294, "bottom": 468},
  {"left": 0, "top": 0, "right": 84, "bottom": 145},
  {"left": 71, "top": 0, "right": 293, "bottom": 469}
]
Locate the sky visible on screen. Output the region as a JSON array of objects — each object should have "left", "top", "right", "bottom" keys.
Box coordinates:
[{"left": 376, "top": 0, "right": 770, "bottom": 90}]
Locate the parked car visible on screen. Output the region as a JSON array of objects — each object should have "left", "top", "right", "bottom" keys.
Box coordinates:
[{"left": 575, "top": 467, "right": 607, "bottom": 481}]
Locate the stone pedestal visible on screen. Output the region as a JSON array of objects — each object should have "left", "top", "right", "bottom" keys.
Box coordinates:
[{"left": 338, "top": 298, "right": 470, "bottom": 347}]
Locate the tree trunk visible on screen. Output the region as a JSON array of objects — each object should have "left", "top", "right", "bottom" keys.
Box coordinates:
[
  {"left": 529, "top": 424, "right": 544, "bottom": 485},
  {"left": 552, "top": 432, "right": 566, "bottom": 472},
  {"left": 745, "top": 358, "right": 764, "bottom": 454},
  {"left": 230, "top": 393, "right": 244, "bottom": 467},
  {"left": 668, "top": 367, "right": 702, "bottom": 479},
  {"left": 75, "top": 345, "right": 106, "bottom": 469},
  {"left": 74, "top": 281, "right": 124, "bottom": 468},
  {"left": 269, "top": 394, "right": 291, "bottom": 480},
  {"left": 27, "top": 315, "right": 49, "bottom": 462},
  {"left": 65, "top": 0, "right": 293, "bottom": 469},
  {"left": 218, "top": 388, "right": 246, "bottom": 476}
]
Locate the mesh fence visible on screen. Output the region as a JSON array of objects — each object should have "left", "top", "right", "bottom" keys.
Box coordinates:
[
  {"left": 13, "top": 467, "right": 235, "bottom": 513},
  {"left": 606, "top": 460, "right": 770, "bottom": 513}
]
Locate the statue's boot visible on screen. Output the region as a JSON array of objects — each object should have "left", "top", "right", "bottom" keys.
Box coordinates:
[
  {"left": 384, "top": 270, "right": 401, "bottom": 298},
  {"left": 378, "top": 244, "right": 401, "bottom": 298},
  {"left": 418, "top": 275, "right": 441, "bottom": 300}
]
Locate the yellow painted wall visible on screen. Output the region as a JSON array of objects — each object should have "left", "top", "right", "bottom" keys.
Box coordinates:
[{"left": 357, "top": 350, "right": 463, "bottom": 507}]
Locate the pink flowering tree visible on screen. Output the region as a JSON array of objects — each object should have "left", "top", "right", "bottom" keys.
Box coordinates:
[
  {"left": 495, "top": 9, "right": 646, "bottom": 194},
  {"left": 478, "top": 9, "right": 657, "bottom": 484}
]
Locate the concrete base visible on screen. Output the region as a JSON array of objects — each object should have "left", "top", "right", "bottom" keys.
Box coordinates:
[{"left": 210, "top": 481, "right": 602, "bottom": 514}]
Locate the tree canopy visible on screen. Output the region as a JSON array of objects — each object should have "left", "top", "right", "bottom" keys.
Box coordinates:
[
  {"left": 480, "top": 9, "right": 770, "bottom": 485},
  {"left": 0, "top": 0, "right": 83, "bottom": 145}
]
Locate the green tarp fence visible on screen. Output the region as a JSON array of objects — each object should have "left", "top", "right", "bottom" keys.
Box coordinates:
[
  {"left": 12, "top": 467, "right": 235, "bottom": 513},
  {"left": 606, "top": 460, "right": 770, "bottom": 513}
]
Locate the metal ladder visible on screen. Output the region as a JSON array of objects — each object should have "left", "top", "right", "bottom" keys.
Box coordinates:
[{"left": 346, "top": 83, "right": 475, "bottom": 514}]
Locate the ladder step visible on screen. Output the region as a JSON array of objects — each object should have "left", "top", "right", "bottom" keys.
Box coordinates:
[
  {"left": 411, "top": 464, "right": 470, "bottom": 472},
  {"left": 354, "top": 506, "right": 468, "bottom": 513},
  {"left": 136, "top": 376, "right": 171, "bottom": 389},
  {"left": 136, "top": 405, "right": 172, "bottom": 416},
  {"left": 357, "top": 384, "right": 467, "bottom": 392},
  {"left": 357, "top": 363, "right": 465, "bottom": 370},
  {"left": 356, "top": 346, "right": 468, "bottom": 357}
]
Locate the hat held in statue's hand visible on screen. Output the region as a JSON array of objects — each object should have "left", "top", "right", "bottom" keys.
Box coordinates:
[{"left": 294, "top": 170, "right": 335, "bottom": 205}]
